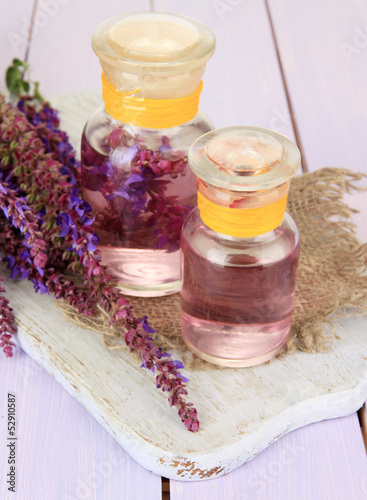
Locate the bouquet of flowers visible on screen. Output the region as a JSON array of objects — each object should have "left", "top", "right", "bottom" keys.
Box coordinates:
[{"left": 0, "top": 59, "right": 199, "bottom": 432}]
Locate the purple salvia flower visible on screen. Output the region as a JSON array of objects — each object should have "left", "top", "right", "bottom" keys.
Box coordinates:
[
  {"left": 141, "top": 315, "right": 156, "bottom": 333},
  {"left": 124, "top": 173, "right": 143, "bottom": 185},
  {"left": 0, "top": 94, "right": 200, "bottom": 432},
  {"left": 0, "top": 181, "right": 47, "bottom": 272}
]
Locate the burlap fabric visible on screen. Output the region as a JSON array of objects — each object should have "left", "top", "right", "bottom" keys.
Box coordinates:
[{"left": 61, "top": 168, "right": 367, "bottom": 369}]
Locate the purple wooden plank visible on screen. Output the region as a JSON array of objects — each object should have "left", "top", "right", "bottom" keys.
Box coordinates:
[
  {"left": 0, "top": 347, "right": 161, "bottom": 500},
  {"left": 268, "top": 0, "right": 367, "bottom": 238},
  {"left": 268, "top": 0, "right": 367, "bottom": 172},
  {"left": 0, "top": 0, "right": 36, "bottom": 92},
  {"left": 155, "top": 0, "right": 295, "bottom": 139},
  {"left": 27, "top": 0, "right": 150, "bottom": 95},
  {"left": 171, "top": 414, "right": 367, "bottom": 500}
]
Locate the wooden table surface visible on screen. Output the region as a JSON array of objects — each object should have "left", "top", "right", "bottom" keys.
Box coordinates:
[{"left": 1, "top": 1, "right": 367, "bottom": 499}]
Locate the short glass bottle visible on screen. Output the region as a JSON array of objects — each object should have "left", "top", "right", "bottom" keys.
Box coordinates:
[
  {"left": 81, "top": 12, "right": 215, "bottom": 297},
  {"left": 180, "top": 126, "right": 301, "bottom": 367}
]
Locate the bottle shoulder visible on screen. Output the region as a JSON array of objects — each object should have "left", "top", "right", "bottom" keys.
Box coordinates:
[
  {"left": 84, "top": 105, "right": 213, "bottom": 154},
  {"left": 181, "top": 207, "right": 300, "bottom": 267}
]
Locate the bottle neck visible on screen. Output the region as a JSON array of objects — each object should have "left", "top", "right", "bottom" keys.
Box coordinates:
[
  {"left": 197, "top": 181, "right": 290, "bottom": 238},
  {"left": 101, "top": 72, "right": 204, "bottom": 128}
]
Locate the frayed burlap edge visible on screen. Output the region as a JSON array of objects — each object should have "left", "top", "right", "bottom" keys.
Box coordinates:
[{"left": 58, "top": 168, "right": 367, "bottom": 370}]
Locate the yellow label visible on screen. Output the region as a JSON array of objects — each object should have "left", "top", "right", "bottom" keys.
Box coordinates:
[
  {"left": 102, "top": 72, "right": 203, "bottom": 129},
  {"left": 197, "top": 191, "right": 288, "bottom": 237}
]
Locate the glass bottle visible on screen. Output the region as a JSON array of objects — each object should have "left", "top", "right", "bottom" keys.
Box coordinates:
[
  {"left": 81, "top": 12, "right": 215, "bottom": 297},
  {"left": 180, "top": 126, "right": 301, "bottom": 367}
]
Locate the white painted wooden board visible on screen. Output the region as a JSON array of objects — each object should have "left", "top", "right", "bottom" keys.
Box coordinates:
[
  {"left": 170, "top": 414, "right": 367, "bottom": 499},
  {"left": 3, "top": 271, "right": 367, "bottom": 481},
  {"left": 0, "top": 342, "right": 162, "bottom": 500}
]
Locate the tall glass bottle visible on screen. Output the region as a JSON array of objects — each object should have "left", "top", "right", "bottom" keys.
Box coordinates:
[
  {"left": 180, "top": 127, "right": 301, "bottom": 367},
  {"left": 81, "top": 12, "right": 215, "bottom": 296}
]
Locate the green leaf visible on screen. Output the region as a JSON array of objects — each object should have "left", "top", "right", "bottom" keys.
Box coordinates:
[
  {"left": 13, "top": 82, "right": 23, "bottom": 97},
  {"left": 5, "top": 58, "right": 41, "bottom": 99},
  {"left": 6, "top": 66, "right": 16, "bottom": 90},
  {"left": 12, "top": 58, "right": 23, "bottom": 67},
  {"left": 6, "top": 65, "right": 23, "bottom": 95}
]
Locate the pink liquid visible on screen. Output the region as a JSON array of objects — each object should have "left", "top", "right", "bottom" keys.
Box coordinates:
[
  {"left": 99, "top": 245, "right": 180, "bottom": 296},
  {"left": 180, "top": 228, "right": 300, "bottom": 367},
  {"left": 81, "top": 132, "right": 195, "bottom": 295}
]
